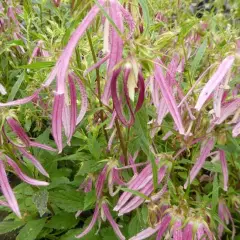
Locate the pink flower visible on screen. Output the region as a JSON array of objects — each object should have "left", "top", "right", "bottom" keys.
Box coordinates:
[
  {"left": 218, "top": 200, "right": 235, "bottom": 239},
  {"left": 219, "top": 150, "right": 228, "bottom": 191},
  {"left": 76, "top": 202, "right": 125, "bottom": 240},
  {"left": 154, "top": 59, "right": 185, "bottom": 134},
  {"left": 114, "top": 164, "right": 167, "bottom": 215}
]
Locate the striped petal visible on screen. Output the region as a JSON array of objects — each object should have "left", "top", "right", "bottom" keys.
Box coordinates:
[
  {"left": 154, "top": 60, "right": 185, "bottom": 134},
  {"left": 184, "top": 138, "right": 214, "bottom": 189},
  {"left": 18, "top": 148, "right": 49, "bottom": 178},
  {"left": 219, "top": 150, "right": 228, "bottom": 191},
  {"left": 0, "top": 159, "right": 21, "bottom": 218},
  {"left": 6, "top": 156, "right": 49, "bottom": 186},
  {"left": 102, "top": 203, "right": 125, "bottom": 240},
  {"left": 52, "top": 93, "right": 64, "bottom": 153},
  {"left": 195, "top": 56, "right": 235, "bottom": 111}
]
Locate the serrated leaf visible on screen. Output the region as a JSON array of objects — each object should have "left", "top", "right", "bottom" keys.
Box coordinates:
[
  {"left": 49, "top": 190, "right": 84, "bottom": 212},
  {"left": 77, "top": 160, "right": 105, "bottom": 176},
  {"left": 84, "top": 190, "right": 96, "bottom": 210},
  {"left": 46, "top": 213, "right": 78, "bottom": 230},
  {"left": 32, "top": 190, "right": 48, "bottom": 217},
  {"left": 16, "top": 218, "right": 46, "bottom": 240},
  {"left": 128, "top": 214, "right": 142, "bottom": 237},
  {"left": 0, "top": 221, "right": 25, "bottom": 234},
  {"left": 203, "top": 162, "right": 222, "bottom": 173}
]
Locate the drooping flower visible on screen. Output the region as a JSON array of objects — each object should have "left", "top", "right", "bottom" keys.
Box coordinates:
[
  {"left": 218, "top": 200, "right": 235, "bottom": 239},
  {"left": 219, "top": 150, "right": 228, "bottom": 191},
  {"left": 114, "top": 163, "right": 167, "bottom": 216},
  {"left": 76, "top": 201, "right": 125, "bottom": 240}
]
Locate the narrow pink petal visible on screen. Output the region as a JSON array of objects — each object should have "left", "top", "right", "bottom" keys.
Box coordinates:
[
  {"left": 219, "top": 150, "right": 228, "bottom": 191},
  {"left": 119, "top": 167, "right": 166, "bottom": 215},
  {"left": 129, "top": 154, "right": 138, "bottom": 175},
  {"left": 105, "top": 110, "right": 117, "bottom": 130},
  {"left": 76, "top": 205, "right": 99, "bottom": 238},
  {"left": 71, "top": 74, "right": 88, "bottom": 125},
  {"left": 6, "top": 156, "right": 49, "bottom": 186},
  {"left": 195, "top": 56, "right": 235, "bottom": 111},
  {"left": 114, "top": 164, "right": 152, "bottom": 211},
  {"left": 62, "top": 103, "right": 71, "bottom": 139},
  {"left": 0, "top": 200, "right": 9, "bottom": 207},
  {"left": 157, "top": 98, "right": 169, "bottom": 125},
  {"left": 111, "top": 69, "right": 135, "bottom": 126},
  {"left": 107, "top": 129, "right": 117, "bottom": 151},
  {"left": 28, "top": 41, "right": 42, "bottom": 64},
  {"left": 102, "top": 203, "right": 125, "bottom": 240},
  {"left": 18, "top": 148, "right": 49, "bottom": 177},
  {"left": 156, "top": 215, "right": 171, "bottom": 240},
  {"left": 118, "top": 4, "right": 135, "bottom": 39},
  {"left": 216, "top": 98, "right": 240, "bottom": 125},
  {"left": 84, "top": 54, "right": 110, "bottom": 77},
  {"left": 129, "top": 224, "right": 161, "bottom": 240},
  {"left": 135, "top": 71, "right": 145, "bottom": 113},
  {"left": 233, "top": 120, "right": 240, "bottom": 137},
  {"left": 213, "top": 85, "right": 225, "bottom": 118},
  {"left": 6, "top": 117, "right": 30, "bottom": 146},
  {"left": 102, "top": 0, "right": 124, "bottom": 105},
  {"left": 173, "top": 221, "right": 182, "bottom": 240},
  {"left": 96, "top": 165, "right": 108, "bottom": 199},
  {"left": 0, "top": 89, "right": 41, "bottom": 107},
  {"left": 68, "top": 75, "right": 77, "bottom": 144},
  {"left": 55, "top": 2, "right": 105, "bottom": 95},
  {"left": 52, "top": 93, "right": 64, "bottom": 153},
  {"left": 29, "top": 141, "right": 56, "bottom": 152},
  {"left": 197, "top": 224, "right": 206, "bottom": 240},
  {"left": 183, "top": 223, "right": 193, "bottom": 240},
  {"left": 0, "top": 159, "right": 21, "bottom": 218},
  {"left": 154, "top": 60, "right": 185, "bottom": 134},
  {"left": 184, "top": 138, "right": 214, "bottom": 189}
]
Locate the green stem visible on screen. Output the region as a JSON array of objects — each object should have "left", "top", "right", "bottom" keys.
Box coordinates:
[
  {"left": 115, "top": 119, "right": 128, "bottom": 165},
  {"left": 86, "top": 30, "right": 109, "bottom": 142}
]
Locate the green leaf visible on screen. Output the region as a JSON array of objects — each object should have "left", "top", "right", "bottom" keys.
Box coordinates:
[
  {"left": 190, "top": 38, "right": 207, "bottom": 77},
  {"left": 84, "top": 190, "right": 96, "bottom": 210},
  {"left": 134, "top": 107, "right": 158, "bottom": 189},
  {"left": 16, "top": 218, "right": 46, "bottom": 240},
  {"left": 17, "top": 62, "right": 54, "bottom": 69},
  {"left": 7, "top": 71, "right": 25, "bottom": 101},
  {"left": 128, "top": 214, "right": 142, "bottom": 237},
  {"left": 49, "top": 190, "right": 84, "bottom": 212},
  {"left": 46, "top": 213, "right": 78, "bottom": 230},
  {"left": 203, "top": 162, "right": 222, "bottom": 173},
  {"left": 211, "top": 174, "right": 219, "bottom": 214},
  {"left": 32, "top": 190, "right": 49, "bottom": 217},
  {"left": 77, "top": 160, "right": 105, "bottom": 176},
  {"left": 138, "top": 0, "right": 151, "bottom": 33},
  {"left": 0, "top": 221, "right": 25, "bottom": 234},
  {"left": 119, "top": 187, "right": 150, "bottom": 201}
]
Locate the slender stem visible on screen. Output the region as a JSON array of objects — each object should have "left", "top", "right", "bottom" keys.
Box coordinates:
[
  {"left": 86, "top": 30, "right": 109, "bottom": 142},
  {"left": 115, "top": 119, "right": 128, "bottom": 165}
]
